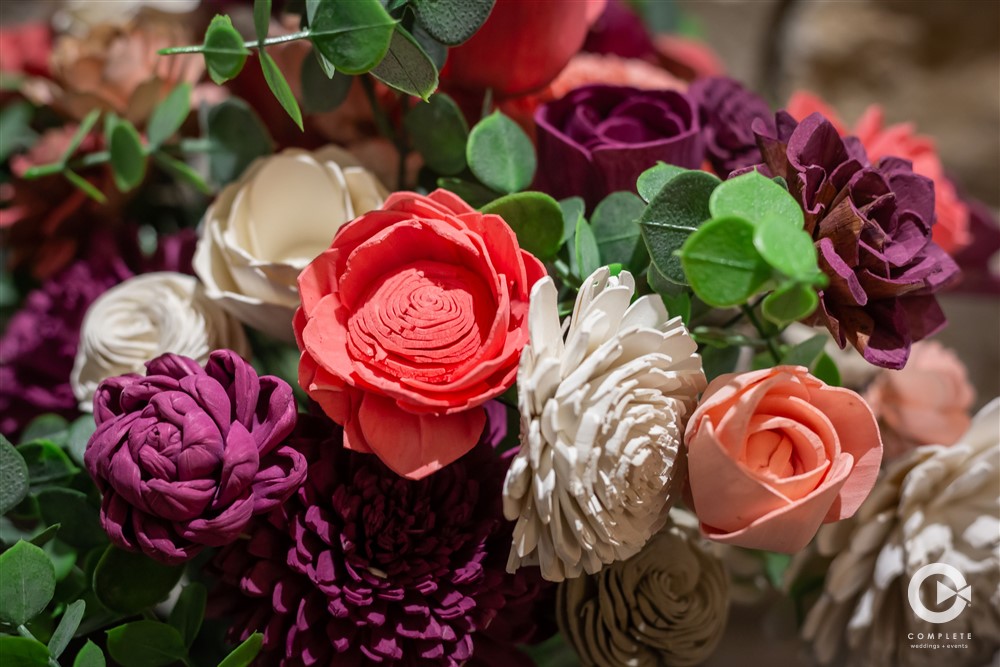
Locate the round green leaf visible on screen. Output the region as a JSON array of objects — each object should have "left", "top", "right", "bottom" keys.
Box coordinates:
[
  {"left": 0, "top": 540, "right": 56, "bottom": 625},
  {"left": 708, "top": 169, "right": 804, "bottom": 231},
  {"left": 203, "top": 15, "right": 249, "bottom": 85},
  {"left": 761, "top": 281, "right": 820, "bottom": 326},
  {"left": 73, "top": 640, "right": 106, "bottom": 667},
  {"left": 109, "top": 119, "right": 147, "bottom": 192},
  {"left": 436, "top": 177, "right": 498, "bottom": 209},
  {"left": 813, "top": 352, "right": 842, "bottom": 386},
  {"left": 679, "top": 216, "right": 772, "bottom": 307},
  {"left": 754, "top": 218, "right": 821, "bottom": 281},
  {"left": 17, "top": 440, "right": 78, "bottom": 487},
  {"left": 480, "top": 191, "right": 563, "bottom": 260},
  {"left": 404, "top": 93, "right": 468, "bottom": 175},
  {"left": 93, "top": 547, "right": 184, "bottom": 615},
  {"left": 467, "top": 111, "right": 536, "bottom": 194},
  {"left": 371, "top": 26, "right": 438, "bottom": 100},
  {"left": 218, "top": 632, "right": 264, "bottom": 667},
  {"left": 301, "top": 56, "right": 352, "bottom": 113},
  {"left": 0, "top": 436, "right": 28, "bottom": 514},
  {"left": 66, "top": 415, "right": 97, "bottom": 466},
  {"left": 37, "top": 488, "right": 105, "bottom": 550},
  {"left": 168, "top": 583, "right": 207, "bottom": 648},
  {"left": 207, "top": 99, "right": 274, "bottom": 185},
  {"left": 780, "top": 333, "right": 829, "bottom": 369},
  {"left": 636, "top": 162, "right": 686, "bottom": 203},
  {"left": 590, "top": 191, "right": 646, "bottom": 268},
  {"left": 412, "top": 0, "right": 495, "bottom": 45},
  {"left": 106, "top": 621, "right": 187, "bottom": 667},
  {"left": 309, "top": 0, "right": 395, "bottom": 75},
  {"left": 0, "top": 636, "right": 49, "bottom": 666},
  {"left": 21, "top": 414, "right": 69, "bottom": 445}
]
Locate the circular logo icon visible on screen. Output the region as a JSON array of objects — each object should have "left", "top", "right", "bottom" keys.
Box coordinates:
[{"left": 908, "top": 563, "right": 971, "bottom": 624}]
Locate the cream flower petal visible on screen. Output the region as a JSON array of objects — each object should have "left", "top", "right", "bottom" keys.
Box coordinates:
[
  {"left": 71, "top": 272, "right": 250, "bottom": 411},
  {"left": 504, "top": 267, "right": 707, "bottom": 581},
  {"left": 193, "top": 146, "right": 388, "bottom": 341}
]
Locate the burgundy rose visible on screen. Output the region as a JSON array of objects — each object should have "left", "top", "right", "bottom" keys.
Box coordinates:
[
  {"left": 84, "top": 350, "right": 305, "bottom": 564},
  {"left": 749, "top": 111, "right": 960, "bottom": 369},
  {"left": 535, "top": 84, "right": 702, "bottom": 208},
  {"left": 689, "top": 76, "right": 775, "bottom": 176}
]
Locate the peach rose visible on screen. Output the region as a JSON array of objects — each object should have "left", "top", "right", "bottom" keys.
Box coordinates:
[
  {"left": 864, "top": 341, "right": 975, "bottom": 460},
  {"left": 685, "top": 366, "right": 883, "bottom": 553},
  {"left": 786, "top": 91, "right": 971, "bottom": 255}
]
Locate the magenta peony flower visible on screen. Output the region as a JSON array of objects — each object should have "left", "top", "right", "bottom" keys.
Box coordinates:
[
  {"left": 84, "top": 350, "right": 304, "bottom": 564},
  {"left": 211, "top": 411, "right": 554, "bottom": 667},
  {"left": 535, "top": 84, "right": 702, "bottom": 208},
  {"left": 688, "top": 76, "right": 775, "bottom": 176},
  {"left": 748, "top": 111, "right": 960, "bottom": 369}
]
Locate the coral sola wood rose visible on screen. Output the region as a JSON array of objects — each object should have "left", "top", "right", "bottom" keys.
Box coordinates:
[{"left": 294, "top": 189, "right": 546, "bottom": 480}]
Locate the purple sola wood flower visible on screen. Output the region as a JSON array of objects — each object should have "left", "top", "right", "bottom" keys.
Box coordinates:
[
  {"left": 210, "top": 406, "right": 555, "bottom": 667},
  {"left": 84, "top": 350, "right": 305, "bottom": 564},
  {"left": 688, "top": 76, "right": 776, "bottom": 176},
  {"left": 747, "top": 111, "right": 960, "bottom": 369}
]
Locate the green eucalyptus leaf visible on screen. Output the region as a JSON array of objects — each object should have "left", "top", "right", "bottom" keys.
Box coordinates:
[
  {"left": 0, "top": 436, "right": 29, "bottom": 514},
  {"left": 575, "top": 216, "right": 601, "bottom": 280},
  {"left": 591, "top": 191, "right": 645, "bottom": 268},
  {"left": 146, "top": 83, "right": 192, "bottom": 147},
  {"left": 259, "top": 50, "right": 304, "bottom": 129},
  {"left": 59, "top": 109, "right": 101, "bottom": 166},
  {"left": 410, "top": 23, "right": 447, "bottom": 70},
  {"left": 411, "top": 0, "right": 495, "bottom": 45},
  {"left": 48, "top": 599, "right": 86, "bottom": 658},
  {"left": 679, "top": 215, "right": 772, "bottom": 307},
  {"left": 0, "top": 102, "right": 38, "bottom": 162},
  {"left": 813, "top": 352, "right": 841, "bottom": 386},
  {"left": 153, "top": 152, "right": 211, "bottom": 194},
  {"left": 37, "top": 488, "right": 105, "bottom": 550},
  {"left": 780, "top": 333, "right": 829, "bottom": 369},
  {"left": 73, "top": 640, "right": 106, "bottom": 667},
  {"left": 18, "top": 440, "right": 79, "bottom": 487},
  {"left": 63, "top": 170, "right": 107, "bottom": 204},
  {"left": 701, "top": 344, "right": 741, "bottom": 382},
  {"left": 636, "top": 162, "right": 686, "bottom": 203},
  {"left": 481, "top": 191, "right": 563, "bottom": 260},
  {"left": 253, "top": 0, "right": 271, "bottom": 43},
  {"left": 309, "top": 0, "right": 395, "bottom": 75},
  {"left": 106, "top": 621, "right": 187, "bottom": 667},
  {"left": 558, "top": 197, "right": 585, "bottom": 245},
  {"left": 640, "top": 170, "right": 721, "bottom": 284},
  {"left": 0, "top": 540, "right": 56, "bottom": 625},
  {"left": 0, "top": 636, "right": 49, "bottom": 666},
  {"left": 207, "top": 98, "right": 274, "bottom": 185},
  {"left": 218, "top": 632, "right": 264, "bottom": 667},
  {"left": 466, "top": 110, "right": 535, "bottom": 194},
  {"left": 404, "top": 93, "right": 468, "bottom": 175},
  {"left": 436, "top": 177, "right": 499, "bottom": 209},
  {"left": 661, "top": 289, "right": 692, "bottom": 326},
  {"left": 28, "top": 524, "right": 60, "bottom": 548},
  {"left": 203, "top": 15, "right": 250, "bottom": 85},
  {"left": 371, "top": 26, "right": 438, "bottom": 100},
  {"left": 761, "top": 281, "right": 820, "bottom": 327},
  {"left": 108, "top": 118, "right": 147, "bottom": 192},
  {"left": 708, "top": 169, "right": 804, "bottom": 231},
  {"left": 168, "top": 583, "right": 207, "bottom": 648},
  {"left": 21, "top": 414, "right": 69, "bottom": 445},
  {"left": 754, "top": 218, "right": 820, "bottom": 282},
  {"left": 93, "top": 547, "right": 184, "bottom": 615},
  {"left": 301, "top": 55, "right": 352, "bottom": 112},
  {"left": 66, "top": 415, "right": 97, "bottom": 467}
]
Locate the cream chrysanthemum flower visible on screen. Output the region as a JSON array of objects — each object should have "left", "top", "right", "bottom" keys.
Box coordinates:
[
  {"left": 800, "top": 398, "right": 1000, "bottom": 667},
  {"left": 503, "top": 267, "right": 706, "bottom": 581}
]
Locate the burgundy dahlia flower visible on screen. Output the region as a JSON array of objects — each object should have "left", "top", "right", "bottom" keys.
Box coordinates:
[
  {"left": 211, "top": 410, "right": 554, "bottom": 667},
  {"left": 688, "top": 76, "right": 775, "bottom": 176},
  {"left": 84, "top": 350, "right": 304, "bottom": 564},
  {"left": 749, "top": 111, "right": 960, "bottom": 369}
]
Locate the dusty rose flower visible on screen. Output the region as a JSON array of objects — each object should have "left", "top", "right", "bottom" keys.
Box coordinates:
[
  {"left": 864, "top": 341, "right": 975, "bottom": 459},
  {"left": 85, "top": 350, "right": 305, "bottom": 564}
]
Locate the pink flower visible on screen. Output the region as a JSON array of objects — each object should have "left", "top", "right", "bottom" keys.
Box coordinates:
[
  {"left": 685, "top": 366, "right": 883, "bottom": 553},
  {"left": 864, "top": 341, "right": 975, "bottom": 460},
  {"left": 786, "top": 91, "right": 971, "bottom": 255}
]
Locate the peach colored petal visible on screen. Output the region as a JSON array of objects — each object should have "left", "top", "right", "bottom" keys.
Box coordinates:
[{"left": 357, "top": 393, "right": 486, "bottom": 480}]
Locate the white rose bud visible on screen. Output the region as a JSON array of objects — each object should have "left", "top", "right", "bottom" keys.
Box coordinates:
[
  {"left": 504, "top": 267, "right": 707, "bottom": 581},
  {"left": 193, "top": 146, "right": 388, "bottom": 341},
  {"left": 71, "top": 272, "right": 250, "bottom": 410}
]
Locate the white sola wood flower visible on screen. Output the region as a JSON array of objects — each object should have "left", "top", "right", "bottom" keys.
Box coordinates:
[
  {"left": 71, "top": 272, "right": 249, "bottom": 410},
  {"left": 503, "top": 267, "right": 706, "bottom": 581}
]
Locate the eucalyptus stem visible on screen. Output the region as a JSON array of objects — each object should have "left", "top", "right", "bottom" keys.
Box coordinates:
[
  {"left": 158, "top": 30, "right": 311, "bottom": 56},
  {"left": 742, "top": 303, "right": 781, "bottom": 363},
  {"left": 22, "top": 140, "right": 212, "bottom": 182},
  {"left": 552, "top": 259, "right": 582, "bottom": 289}
]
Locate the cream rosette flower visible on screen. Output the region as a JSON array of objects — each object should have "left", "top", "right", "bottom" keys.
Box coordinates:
[
  {"left": 800, "top": 398, "right": 1000, "bottom": 667},
  {"left": 557, "top": 516, "right": 729, "bottom": 667},
  {"left": 71, "top": 272, "right": 249, "bottom": 410},
  {"left": 503, "top": 266, "right": 706, "bottom": 581},
  {"left": 193, "top": 146, "right": 388, "bottom": 341}
]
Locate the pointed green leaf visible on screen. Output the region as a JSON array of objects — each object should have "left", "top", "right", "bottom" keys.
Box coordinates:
[
  {"left": 168, "top": 583, "right": 207, "bottom": 648},
  {"left": 709, "top": 169, "right": 804, "bottom": 230},
  {"left": 253, "top": 0, "right": 271, "bottom": 44},
  {"left": 259, "top": 50, "right": 303, "bottom": 129},
  {"left": 59, "top": 109, "right": 101, "bottom": 166},
  {"left": 0, "top": 540, "right": 56, "bottom": 625},
  {"left": 813, "top": 352, "right": 841, "bottom": 386},
  {"left": 37, "top": 488, "right": 105, "bottom": 550},
  {"left": 679, "top": 216, "right": 772, "bottom": 307},
  {"left": 0, "top": 435, "right": 28, "bottom": 514},
  {"left": 411, "top": 0, "right": 495, "bottom": 45},
  {"left": 575, "top": 216, "right": 601, "bottom": 279},
  {"left": 636, "top": 162, "right": 686, "bottom": 203},
  {"left": 371, "top": 26, "right": 438, "bottom": 100},
  {"left": 28, "top": 524, "right": 60, "bottom": 548},
  {"left": 218, "top": 632, "right": 264, "bottom": 667},
  {"left": 481, "top": 191, "right": 563, "bottom": 260},
  {"left": 152, "top": 152, "right": 211, "bottom": 194},
  {"left": 106, "top": 621, "right": 187, "bottom": 667},
  {"left": 203, "top": 15, "right": 250, "bottom": 84},
  {"left": 73, "top": 640, "right": 106, "bottom": 667},
  {"left": 780, "top": 333, "right": 829, "bottom": 369},
  {"left": 146, "top": 83, "right": 192, "bottom": 147},
  {"left": 108, "top": 118, "right": 147, "bottom": 192},
  {"left": 63, "top": 170, "right": 107, "bottom": 203},
  {"left": 591, "top": 191, "right": 646, "bottom": 268},
  {"left": 436, "top": 177, "right": 499, "bottom": 208},
  {"left": 17, "top": 440, "right": 78, "bottom": 487},
  {"left": 404, "top": 92, "right": 468, "bottom": 175},
  {"left": 48, "top": 599, "right": 86, "bottom": 658},
  {"left": 640, "top": 170, "right": 720, "bottom": 284},
  {"left": 309, "top": 0, "right": 396, "bottom": 75},
  {"left": 467, "top": 110, "right": 535, "bottom": 194}
]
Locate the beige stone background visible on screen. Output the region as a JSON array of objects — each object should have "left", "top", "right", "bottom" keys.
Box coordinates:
[{"left": 681, "top": 0, "right": 1000, "bottom": 409}]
